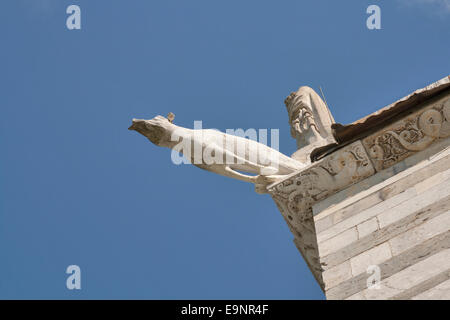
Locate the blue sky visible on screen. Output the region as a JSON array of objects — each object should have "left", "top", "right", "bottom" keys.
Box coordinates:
[{"left": 0, "top": 0, "right": 448, "bottom": 299}]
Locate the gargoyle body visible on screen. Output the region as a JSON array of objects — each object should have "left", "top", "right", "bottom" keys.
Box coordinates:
[{"left": 129, "top": 115, "right": 305, "bottom": 193}]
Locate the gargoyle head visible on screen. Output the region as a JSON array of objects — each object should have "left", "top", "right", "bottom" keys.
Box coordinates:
[{"left": 128, "top": 115, "right": 175, "bottom": 147}]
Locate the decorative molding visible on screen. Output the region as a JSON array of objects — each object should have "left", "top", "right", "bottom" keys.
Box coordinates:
[
  {"left": 269, "top": 79, "right": 450, "bottom": 297},
  {"left": 363, "top": 96, "right": 450, "bottom": 171},
  {"left": 268, "top": 140, "right": 375, "bottom": 284}
]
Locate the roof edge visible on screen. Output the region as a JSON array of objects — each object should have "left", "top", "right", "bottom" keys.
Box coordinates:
[{"left": 332, "top": 75, "right": 450, "bottom": 144}]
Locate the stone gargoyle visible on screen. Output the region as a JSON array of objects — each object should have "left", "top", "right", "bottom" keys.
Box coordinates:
[
  {"left": 129, "top": 87, "right": 335, "bottom": 193},
  {"left": 128, "top": 114, "right": 305, "bottom": 193}
]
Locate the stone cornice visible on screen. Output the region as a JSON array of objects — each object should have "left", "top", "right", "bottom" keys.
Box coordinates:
[{"left": 268, "top": 80, "right": 450, "bottom": 291}]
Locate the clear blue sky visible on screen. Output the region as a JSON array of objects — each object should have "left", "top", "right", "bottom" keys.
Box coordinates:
[{"left": 0, "top": 0, "right": 448, "bottom": 299}]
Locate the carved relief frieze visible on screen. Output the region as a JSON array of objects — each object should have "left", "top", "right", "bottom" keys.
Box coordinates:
[
  {"left": 269, "top": 140, "right": 374, "bottom": 233},
  {"left": 268, "top": 141, "right": 375, "bottom": 281},
  {"left": 363, "top": 97, "right": 450, "bottom": 171}
]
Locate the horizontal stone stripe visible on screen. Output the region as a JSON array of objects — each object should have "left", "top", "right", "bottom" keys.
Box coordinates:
[
  {"left": 326, "top": 230, "right": 450, "bottom": 300},
  {"left": 318, "top": 228, "right": 358, "bottom": 257},
  {"left": 356, "top": 217, "right": 378, "bottom": 238},
  {"left": 318, "top": 169, "right": 450, "bottom": 244},
  {"left": 388, "top": 210, "right": 450, "bottom": 256},
  {"left": 317, "top": 187, "right": 417, "bottom": 244},
  {"left": 322, "top": 261, "right": 352, "bottom": 291},
  {"left": 350, "top": 242, "right": 392, "bottom": 276},
  {"left": 411, "top": 277, "right": 450, "bottom": 300},
  {"left": 392, "top": 269, "right": 450, "bottom": 300},
  {"left": 356, "top": 248, "right": 450, "bottom": 300},
  {"left": 344, "top": 291, "right": 365, "bottom": 300},
  {"left": 315, "top": 192, "right": 383, "bottom": 234},
  {"left": 321, "top": 194, "right": 450, "bottom": 271},
  {"left": 315, "top": 151, "right": 450, "bottom": 233},
  {"left": 378, "top": 171, "right": 450, "bottom": 228},
  {"left": 314, "top": 140, "right": 450, "bottom": 223}
]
